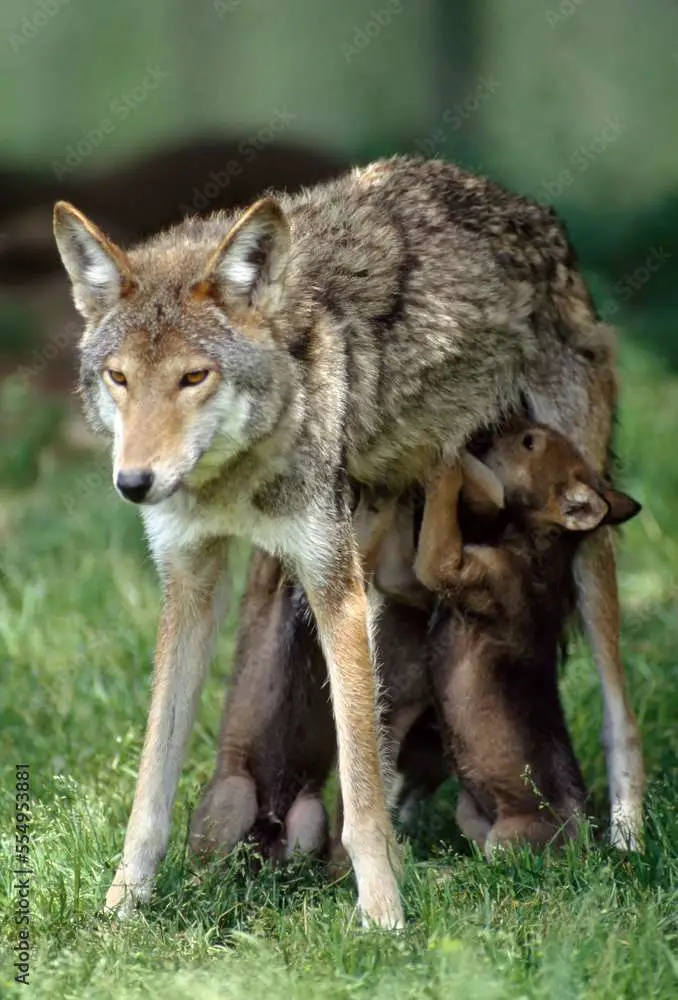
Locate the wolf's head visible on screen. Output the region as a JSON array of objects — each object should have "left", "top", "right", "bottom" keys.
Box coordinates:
[{"left": 53, "top": 198, "right": 294, "bottom": 504}]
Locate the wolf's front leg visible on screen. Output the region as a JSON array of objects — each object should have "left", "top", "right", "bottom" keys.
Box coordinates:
[
  {"left": 105, "top": 544, "right": 229, "bottom": 918},
  {"left": 298, "top": 530, "right": 403, "bottom": 929}
]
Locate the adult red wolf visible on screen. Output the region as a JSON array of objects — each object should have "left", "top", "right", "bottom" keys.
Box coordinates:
[{"left": 53, "top": 155, "right": 643, "bottom": 926}]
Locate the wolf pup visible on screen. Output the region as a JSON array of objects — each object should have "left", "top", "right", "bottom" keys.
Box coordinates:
[
  {"left": 53, "top": 155, "right": 642, "bottom": 926},
  {"left": 189, "top": 547, "right": 336, "bottom": 863},
  {"left": 388, "top": 423, "right": 642, "bottom": 851}
]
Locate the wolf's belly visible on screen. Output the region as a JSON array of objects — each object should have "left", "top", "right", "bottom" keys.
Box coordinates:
[
  {"left": 347, "top": 393, "right": 506, "bottom": 490},
  {"left": 343, "top": 333, "right": 524, "bottom": 489},
  {"left": 348, "top": 440, "right": 440, "bottom": 490}
]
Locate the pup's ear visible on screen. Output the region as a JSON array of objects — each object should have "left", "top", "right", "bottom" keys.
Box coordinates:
[
  {"left": 53, "top": 202, "right": 134, "bottom": 321},
  {"left": 554, "top": 482, "right": 610, "bottom": 532},
  {"left": 201, "top": 197, "right": 290, "bottom": 309},
  {"left": 461, "top": 452, "right": 505, "bottom": 514},
  {"left": 602, "top": 488, "right": 642, "bottom": 526}
]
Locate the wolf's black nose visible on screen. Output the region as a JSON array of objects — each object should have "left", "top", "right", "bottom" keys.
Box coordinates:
[{"left": 116, "top": 469, "right": 154, "bottom": 503}]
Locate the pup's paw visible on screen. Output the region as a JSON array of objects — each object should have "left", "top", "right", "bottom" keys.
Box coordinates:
[{"left": 189, "top": 774, "right": 257, "bottom": 859}]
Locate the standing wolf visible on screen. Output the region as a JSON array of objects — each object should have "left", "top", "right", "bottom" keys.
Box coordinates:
[{"left": 53, "top": 156, "right": 643, "bottom": 927}]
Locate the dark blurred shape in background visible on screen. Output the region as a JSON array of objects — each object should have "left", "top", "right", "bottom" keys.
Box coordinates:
[
  {"left": 1, "top": 0, "right": 677, "bottom": 398},
  {"left": 0, "top": 139, "right": 348, "bottom": 391}
]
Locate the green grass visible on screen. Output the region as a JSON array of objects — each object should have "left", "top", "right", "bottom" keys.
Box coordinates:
[{"left": 1, "top": 337, "right": 677, "bottom": 999}]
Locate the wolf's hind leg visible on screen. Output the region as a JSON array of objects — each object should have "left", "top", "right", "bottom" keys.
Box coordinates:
[
  {"left": 526, "top": 365, "right": 645, "bottom": 849},
  {"left": 575, "top": 530, "right": 645, "bottom": 849}
]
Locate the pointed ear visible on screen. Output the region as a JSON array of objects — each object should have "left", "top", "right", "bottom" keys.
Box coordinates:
[
  {"left": 53, "top": 201, "right": 134, "bottom": 320},
  {"left": 554, "top": 482, "right": 610, "bottom": 532},
  {"left": 602, "top": 488, "right": 642, "bottom": 526},
  {"left": 200, "top": 197, "right": 290, "bottom": 308},
  {"left": 461, "top": 452, "right": 505, "bottom": 514}
]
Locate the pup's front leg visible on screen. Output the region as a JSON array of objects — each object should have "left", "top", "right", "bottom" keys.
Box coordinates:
[
  {"left": 413, "top": 463, "right": 464, "bottom": 592},
  {"left": 298, "top": 528, "right": 403, "bottom": 929},
  {"left": 105, "top": 543, "right": 228, "bottom": 917}
]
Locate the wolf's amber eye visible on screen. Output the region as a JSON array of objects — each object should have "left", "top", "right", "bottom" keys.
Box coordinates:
[
  {"left": 107, "top": 369, "right": 127, "bottom": 387},
  {"left": 522, "top": 433, "right": 534, "bottom": 451},
  {"left": 179, "top": 369, "right": 210, "bottom": 388}
]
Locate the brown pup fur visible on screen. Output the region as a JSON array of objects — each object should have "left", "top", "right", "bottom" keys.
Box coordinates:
[
  {"left": 189, "top": 548, "right": 335, "bottom": 862},
  {"left": 400, "top": 421, "right": 641, "bottom": 852}
]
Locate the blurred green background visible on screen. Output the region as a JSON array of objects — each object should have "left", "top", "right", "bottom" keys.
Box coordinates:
[{"left": 1, "top": 0, "right": 677, "bottom": 382}]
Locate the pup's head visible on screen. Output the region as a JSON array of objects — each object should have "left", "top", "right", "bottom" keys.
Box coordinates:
[
  {"left": 53, "top": 198, "right": 293, "bottom": 504},
  {"left": 481, "top": 422, "right": 641, "bottom": 533}
]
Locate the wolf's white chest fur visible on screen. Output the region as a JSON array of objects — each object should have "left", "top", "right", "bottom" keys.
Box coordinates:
[{"left": 141, "top": 489, "right": 335, "bottom": 586}]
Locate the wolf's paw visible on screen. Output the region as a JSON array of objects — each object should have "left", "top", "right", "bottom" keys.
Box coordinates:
[
  {"left": 610, "top": 802, "right": 643, "bottom": 852},
  {"left": 104, "top": 869, "right": 151, "bottom": 920},
  {"left": 353, "top": 838, "right": 404, "bottom": 930},
  {"left": 357, "top": 874, "right": 404, "bottom": 930}
]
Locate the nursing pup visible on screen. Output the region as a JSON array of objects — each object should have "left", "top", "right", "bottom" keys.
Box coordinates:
[
  {"left": 192, "top": 424, "right": 641, "bottom": 859},
  {"left": 398, "top": 423, "right": 641, "bottom": 852}
]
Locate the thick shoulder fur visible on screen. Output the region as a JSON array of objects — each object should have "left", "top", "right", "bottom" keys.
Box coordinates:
[{"left": 128, "top": 155, "right": 601, "bottom": 342}]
